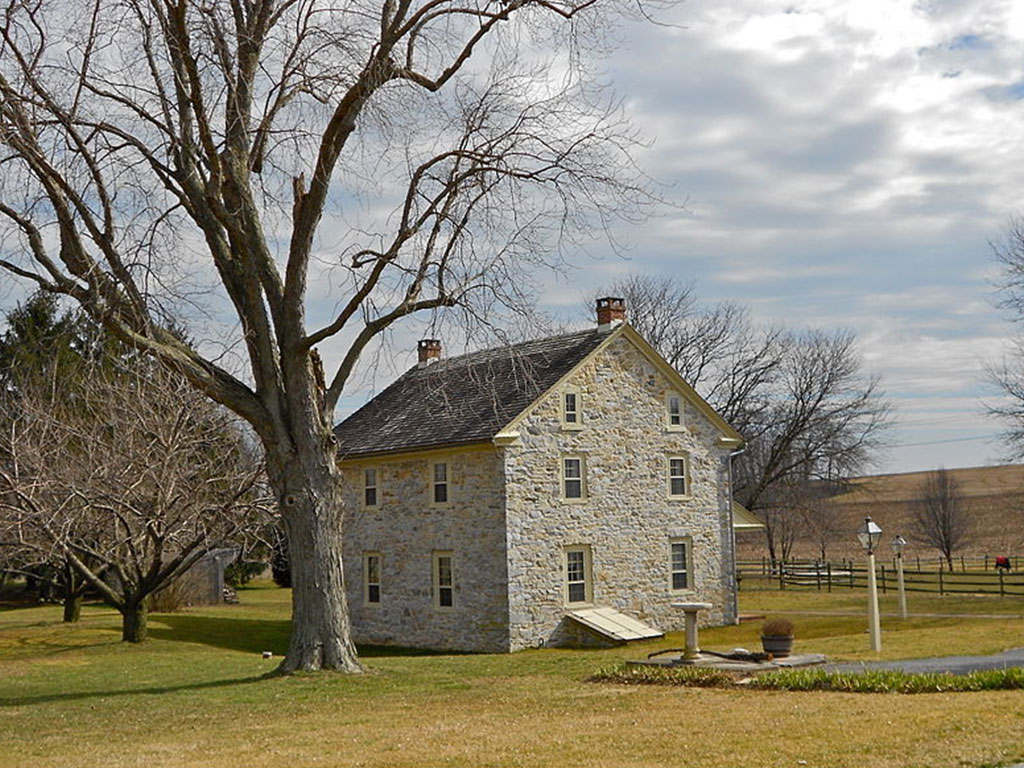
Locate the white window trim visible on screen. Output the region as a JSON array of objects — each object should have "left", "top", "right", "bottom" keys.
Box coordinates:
[
  {"left": 363, "top": 467, "right": 379, "bottom": 508},
  {"left": 561, "top": 455, "right": 587, "bottom": 502},
  {"left": 432, "top": 551, "right": 455, "bottom": 610},
  {"left": 429, "top": 460, "right": 450, "bottom": 507},
  {"left": 666, "top": 455, "right": 691, "bottom": 499},
  {"left": 669, "top": 537, "right": 693, "bottom": 592},
  {"left": 563, "top": 545, "right": 593, "bottom": 605},
  {"left": 561, "top": 386, "right": 584, "bottom": 431},
  {"left": 363, "top": 552, "right": 382, "bottom": 605},
  {"left": 665, "top": 392, "right": 685, "bottom": 431}
]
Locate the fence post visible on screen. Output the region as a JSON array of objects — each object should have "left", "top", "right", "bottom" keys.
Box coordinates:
[
  {"left": 916, "top": 555, "right": 920, "bottom": 570},
  {"left": 961, "top": 555, "right": 966, "bottom": 572},
  {"left": 827, "top": 562, "right": 832, "bottom": 593},
  {"left": 881, "top": 564, "right": 887, "bottom": 594},
  {"left": 779, "top": 560, "right": 785, "bottom": 590},
  {"left": 816, "top": 562, "right": 822, "bottom": 591},
  {"left": 939, "top": 563, "right": 944, "bottom": 596},
  {"left": 985, "top": 554, "right": 989, "bottom": 571},
  {"left": 849, "top": 562, "right": 854, "bottom": 588}
]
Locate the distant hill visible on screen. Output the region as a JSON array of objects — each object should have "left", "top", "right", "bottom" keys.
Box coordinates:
[
  {"left": 736, "top": 464, "right": 1024, "bottom": 561},
  {"left": 838, "top": 465, "right": 1024, "bottom": 504}
]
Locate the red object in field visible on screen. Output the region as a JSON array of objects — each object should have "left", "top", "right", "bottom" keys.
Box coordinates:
[{"left": 995, "top": 556, "right": 1011, "bottom": 572}]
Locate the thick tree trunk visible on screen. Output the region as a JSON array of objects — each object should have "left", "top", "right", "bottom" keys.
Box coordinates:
[
  {"left": 63, "top": 593, "right": 82, "bottom": 623},
  {"left": 61, "top": 561, "right": 82, "bottom": 623},
  {"left": 122, "top": 601, "right": 148, "bottom": 642},
  {"left": 274, "top": 451, "right": 361, "bottom": 673}
]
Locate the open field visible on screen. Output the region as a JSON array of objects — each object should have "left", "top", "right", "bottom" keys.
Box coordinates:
[
  {"left": 738, "top": 464, "right": 1024, "bottom": 561},
  {"left": 4, "top": 584, "right": 1024, "bottom": 768}
]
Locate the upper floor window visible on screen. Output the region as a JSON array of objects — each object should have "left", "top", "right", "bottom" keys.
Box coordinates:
[
  {"left": 563, "top": 456, "right": 585, "bottom": 500},
  {"left": 364, "top": 552, "right": 381, "bottom": 604},
  {"left": 364, "top": 468, "right": 378, "bottom": 507},
  {"left": 666, "top": 393, "right": 683, "bottom": 430},
  {"left": 433, "top": 551, "right": 454, "bottom": 609},
  {"left": 670, "top": 538, "right": 691, "bottom": 590},
  {"left": 668, "top": 456, "right": 689, "bottom": 497},
  {"left": 561, "top": 387, "right": 583, "bottom": 429},
  {"left": 432, "top": 462, "right": 449, "bottom": 504}
]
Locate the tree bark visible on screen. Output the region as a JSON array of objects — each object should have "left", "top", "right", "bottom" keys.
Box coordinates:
[
  {"left": 274, "top": 452, "right": 362, "bottom": 673},
  {"left": 61, "top": 561, "right": 82, "bottom": 623},
  {"left": 122, "top": 601, "right": 148, "bottom": 642},
  {"left": 63, "top": 593, "right": 82, "bottom": 623}
]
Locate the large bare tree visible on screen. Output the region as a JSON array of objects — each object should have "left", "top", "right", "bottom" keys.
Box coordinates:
[
  {"left": 912, "top": 468, "right": 970, "bottom": 570},
  {"left": 0, "top": 0, "right": 653, "bottom": 669},
  {"left": 0, "top": 356, "right": 269, "bottom": 641},
  {"left": 600, "top": 276, "right": 890, "bottom": 561}
]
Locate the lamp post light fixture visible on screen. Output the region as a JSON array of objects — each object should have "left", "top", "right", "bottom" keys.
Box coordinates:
[
  {"left": 857, "top": 517, "right": 883, "bottom": 651},
  {"left": 891, "top": 535, "right": 908, "bottom": 620}
]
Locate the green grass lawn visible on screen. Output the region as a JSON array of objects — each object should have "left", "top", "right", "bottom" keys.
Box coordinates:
[{"left": 3, "top": 583, "right": 1024, "bottom": 768}]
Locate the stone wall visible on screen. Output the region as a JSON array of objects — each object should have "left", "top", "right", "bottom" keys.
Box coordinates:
[
  {"left": 340, "top": 447, "right": 510, "bottom": 652},
  {"left": 504, "top": 333, "right": 735, "bottom": 651}
]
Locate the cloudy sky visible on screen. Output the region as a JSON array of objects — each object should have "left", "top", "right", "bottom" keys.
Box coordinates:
[
  {"left": 2, "top": 0, "right": 1019, "bottom": 477},
  {"left": 524, "top": 0, "right": 1024, "bottom": 475}
]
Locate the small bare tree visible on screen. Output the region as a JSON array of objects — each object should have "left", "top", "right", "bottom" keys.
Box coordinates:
[
  {"left": 912, "top": 468, "right": 970, "bottom": 570},
  {"left": 0, "top": 359, "right": 270, "bottom": 641}
]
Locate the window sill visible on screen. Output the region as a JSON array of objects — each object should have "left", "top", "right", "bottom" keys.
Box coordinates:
[{"left": 560, "top": 423, "right": 584, "bottom": 432}]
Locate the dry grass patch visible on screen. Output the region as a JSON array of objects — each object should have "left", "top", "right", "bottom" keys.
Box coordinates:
[{"left": 2, "top": 585, "right": 1024, "bottom": 768}]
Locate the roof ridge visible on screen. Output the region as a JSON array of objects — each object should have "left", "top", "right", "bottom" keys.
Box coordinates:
[{"left": 424, "top": 326, "right": 601, "bottom": 368}]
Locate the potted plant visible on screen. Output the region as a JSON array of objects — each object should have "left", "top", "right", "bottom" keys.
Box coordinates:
[{"left": 760, "top": 618, "right": 794, "bottom": 657}]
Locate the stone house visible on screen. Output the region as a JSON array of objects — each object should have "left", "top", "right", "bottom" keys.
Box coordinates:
[{"left": 334, "top": 298, "right": 744, "bottom": 652}]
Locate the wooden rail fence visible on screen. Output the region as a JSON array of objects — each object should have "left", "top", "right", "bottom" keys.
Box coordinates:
[{"left": 737, "top": 557, "right": 1024, "bottom": 597}]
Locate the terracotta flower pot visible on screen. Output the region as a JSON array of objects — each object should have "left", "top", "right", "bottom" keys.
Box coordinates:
[{"left": 761, "top": 634, "right": 794, "bottom": 657}]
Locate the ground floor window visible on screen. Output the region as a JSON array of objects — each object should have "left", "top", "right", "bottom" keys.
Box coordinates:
[
  {"left": 670, "top": 537, "right": 692, "bottom": 590},
  {"left": 564, "top": 545, "right": 592, "bottom": 604},
  {"left": 433, "top": 551, "right": 454, "bottom": 609},
  {"left": 364, "top": 552, "right": 381, "bottom": 604}
]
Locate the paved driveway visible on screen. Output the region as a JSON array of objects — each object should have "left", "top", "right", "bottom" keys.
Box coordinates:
[{"left": 824, "top": 647, "right": 1024, "bottom": 675}]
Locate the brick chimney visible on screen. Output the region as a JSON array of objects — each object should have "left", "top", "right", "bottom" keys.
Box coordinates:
[
  {"left": 596, "top": 297, "right": 626, "bottom": 331},
  {"left": 418, "top": 339, "right": 442, "bottom": 367}
]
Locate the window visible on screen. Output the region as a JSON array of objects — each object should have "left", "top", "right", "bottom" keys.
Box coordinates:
[
  {"left": 364, "top": 468, "right": 378, "bottom": 507},
  {"left": 666, "top": 393, "right": 683, "bottom": 430},
  {"left": 668, "top": 456, "right": 689, "bottom": 497},
  {"left": 563, "top": 456, "right": 585, "bottom": 500},
  {"left": 432, "top": 462, "right": 448, "bottom": 504},
  {"left": 433, "top": 552, "right": 454, "bottom": 609},
  {"left": 561, "top": 387, "right": 583, "bottom": 429},
  {"left": 670, "top": 538, "right": 692, "bottom": 590},
  {"left": 364, "top": 552, "right": 381, "bottom": 604},
  {"left": 564, "top": 546, "right": 592, "bottom": 604}
]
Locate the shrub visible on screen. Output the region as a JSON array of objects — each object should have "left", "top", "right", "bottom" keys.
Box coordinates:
[
  {"left": 587, "top": 663, "right": 734, "bottom": 687},
  {"left": 225, "top": 559, "right": 266, "bottom": 587},
  {"left": 270, "top": 528, "right": 291, "bottom": 588},
  {"left": 749, "top": 667, "right": 1024, "bottom": 693},
  {"left": 148, "top": 579, "right": 189, "bottom": 613},
  {"left": 761, "top": 617, "right": 794, "bottom": 637}
]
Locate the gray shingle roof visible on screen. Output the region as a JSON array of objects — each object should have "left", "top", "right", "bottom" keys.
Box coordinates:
[{"left": 334, "top": 328, "right": 610, "bottom": 459}]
